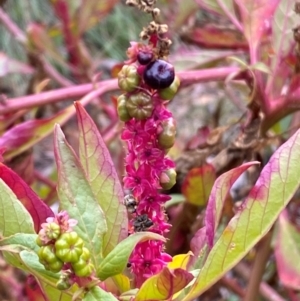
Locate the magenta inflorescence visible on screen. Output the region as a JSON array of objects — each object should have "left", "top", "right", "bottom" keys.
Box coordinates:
[{"left": 117, "top": 40, "right": 179, "bottom": 286}]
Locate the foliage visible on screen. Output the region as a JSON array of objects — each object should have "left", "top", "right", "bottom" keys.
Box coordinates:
[{"left": 0, "top": 0, "right": 299, "bottom": 300}]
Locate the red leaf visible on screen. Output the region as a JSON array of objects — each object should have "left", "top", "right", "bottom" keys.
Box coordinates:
[
  {"left": 182, "top": 26, "right": 248, "bottom": 49},
  {"left": 0, "top": 163, "right": 54, "bottom": 232}
]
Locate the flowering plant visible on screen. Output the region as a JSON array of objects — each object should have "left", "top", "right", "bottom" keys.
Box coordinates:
[{"left": 0, "top": 0, "right": 300, "bottom": 300}]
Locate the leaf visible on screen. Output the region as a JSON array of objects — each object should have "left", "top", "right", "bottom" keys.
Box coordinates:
[
  {"left": 0, "top": 233, "right": 38, "bottom": 253},
  {"left": 182, "top": 164, "right": 216, "bottom": 206},
  {"left": 0, "top": 163, "right": 54, "bottom": 232},
  {"left": 173, "top": 0, "right": 199, "bottom": 30},
  {"left": 135, "top": 267, "right": 194, "bottom": 301},
  {"left": 75, "top": 102, "right": 127, "bottom": 256},
  {"left": 274, "top": 210, "right": 300, "bottom": 290},
  {"left": 39, "top": 281, "right": 73, "bottom": 301},
  {"left": 235, "top": 0, "right": 280, "bottom": 53},
  {"left": 205, "top": 162, "right": 259, "bottom": 247},
  {"left": 168, "top": 252, "right": 193, "bottom": 270},
  {"left": 84, "top": 286, "right": 119, "bottom": 301},
  {"left": 98, "top": 232, "right": 165, "bottom": 280},
  {"left": 266, "top": 0, "right": 298, "bottom": 96},
  {"left": 189, "top": 227, "right": 208, "bottom": 269},
  {"left": 182, "top": 129, "right": 300, "bottom": 301},
  {"left": 0, "top": 178, "right": 35, "bottom": 236},
  {"left": 0, "top": 106, "right": 74, "bottom": 161},
  {"left": 182, "top": 26, "right": 248, "bottom": 49},
  {"left": 54, "top": 125, "right": 107, "bottom": 269},
  {"left": 0, "top": 52, "right": 34, "bottom": 76},
  {"left": 111, "top": 274, "right": 131, "bottom": 294}
]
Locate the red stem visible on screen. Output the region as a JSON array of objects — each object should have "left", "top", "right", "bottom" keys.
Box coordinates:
[
  {"left": 53, "top": 0, "right": 81, "bottom": 69},
  {"left": 0, "top": 68, "right": 240, "bottom": 115}
]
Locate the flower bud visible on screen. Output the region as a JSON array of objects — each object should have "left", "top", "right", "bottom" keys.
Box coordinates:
[{"left": 72, "top": 248, "right": 95, "bottom": 277}]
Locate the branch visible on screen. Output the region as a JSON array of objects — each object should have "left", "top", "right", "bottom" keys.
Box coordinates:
[
  {"left": 0, "top": 67, "right": 240, "bottom": 115},
  {"left": 0, "top": 7, "right": 26, "bottom": 44}
]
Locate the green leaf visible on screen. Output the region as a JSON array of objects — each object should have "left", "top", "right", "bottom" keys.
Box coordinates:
[
  {"left": 20, "top": 250, "right": 60, "bottom": 281},
  {"left": 0, "top": 179, "right": 35, "bottom": 237},
  {"left": 39, "top": 282, "right": 73, "bottom": 301},
  {"left": 75, "top": 102, "right": 127, "bottom": 256},
  {"left": 54, "top": 125, "right": 107, "bottom": 269},
  {"left": 98, "top": 232, "right": 166, "bottom": 280},
  {"left": 84, "top": 286, "right": 118, "bottom": 301},
  {"left": 0, "top": 233, "right": 39, "bottom": 253},
  {"left": 182, "top": 129, "right": 300, "bottom": 301}
]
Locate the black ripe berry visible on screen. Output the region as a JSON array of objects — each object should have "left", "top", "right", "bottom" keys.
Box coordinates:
[
  {"left": 137, "top": 51, "right": 153, "bottom": 65},
  {"left": 143, "top": 59, "right": 175, "bottom": 90}
]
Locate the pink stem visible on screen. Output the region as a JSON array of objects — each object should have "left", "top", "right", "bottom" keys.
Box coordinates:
[
  {"left": 0, "top": 7, "right": 26, "bottom": 43},
  {"left": 0, "top": 68, "right": 240, "bottom": 114},
  {"left": 216, "top": 0, "right": 243, "bottom": 32}
]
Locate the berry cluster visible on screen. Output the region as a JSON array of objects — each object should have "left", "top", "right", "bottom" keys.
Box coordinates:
[
  {"left": 117, "top": 41, "right": 179, "bottom": 286},
  {"left": 36, "top": 211, "right": 95, "bottom": 288}
]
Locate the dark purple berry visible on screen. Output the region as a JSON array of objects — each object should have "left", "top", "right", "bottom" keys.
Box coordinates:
[
  {"left": 137, "top": 51, "right": 153, "bottom": 65},
  {"left": 143, "top": 59, "right": 175, "bottom": 90}
]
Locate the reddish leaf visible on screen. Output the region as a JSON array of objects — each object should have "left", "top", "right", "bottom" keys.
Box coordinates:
[
  {"left": 135, "top": 267, "right": 194, "bottom": 301},
  {"left": 182, "top": 26, "right": 248, "bottom": 49},
  {"left": 265, "top": 0, "right": 297, "bottom": 97},
  {"left": 274, "top": 210, "right": 300, "bottom": 290},
  {"left": 235, "top": 0, "right": 280, "bottom": 54},
  {"left": 205, "top": 162, "right": 259, "bottom": 247},
  {"left": 0, "top": 163, "right": 54, "bottom": 232},
  {"left": 0, "top": 107, "right": 74, "bottom": 160},
  {"left": 182, "top": 164, "right": 216, "bottom": 206},
  {"left": 189, "top": 227, "right": 208, "bottom": 268}
]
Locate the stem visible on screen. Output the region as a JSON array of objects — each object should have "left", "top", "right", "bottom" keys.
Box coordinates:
[
  {"left": 235, "top": 262, "right": 286, "bottom": 301},
  {"left": 243, "top": 230, "right": 272, "bottom": 301},
  {"left": 0, "top": 79, "right": 118, "bottom": 114},
  {"left": 216, "top": 0, "right": 243, "bottom": 32},
  {"left": 220, "top": 276, "right": 245, "bottom": 297},
  {"left": 0, "top": 68, "right": 240, "bottom": 115},
  {"left": 0, "top": 7, "right": 26, "bottom": 43}
]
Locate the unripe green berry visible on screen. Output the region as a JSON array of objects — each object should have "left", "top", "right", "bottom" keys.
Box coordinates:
[
  {"left": 158, "top": 118, "right": 176, "bottom": 149},
  {"left": 36, "top": 236, "right": 43, "bottom": 247},
  {"left": 158, "top": 76, "right": 180, "bottom": 100},
  {"left": 117, "top": 94, "right": 131, "bottom": 122},
  {"left": 118, "top": 65, "right": 140, "bottom": 92},
  {"left": 38, "top": 246, "right": 63, "bottom": 273},
  {"left": 160, "top": 168, "right": 177, "bottom": 190},
  {"left": 126, "top": 92, "right": 153, "bottom": 120},
  {"left": 72, "top": 247, "right": 94, "bottom": 277},
  {"left": 55, "top": 232, "right": 84, "bottom": 263},
  {"left": 46, "top": 222, "right": 61, "bottom": 240}
]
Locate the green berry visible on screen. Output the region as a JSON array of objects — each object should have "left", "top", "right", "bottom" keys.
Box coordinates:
[
  {"left": 126, "top": 92, "right": 153, "bottom": 120},
  {"left": 158, "top": 118, "right": 176, "bottom": 149},
  {"left": 158, "top": 76, "right": 180, "bottom": 100},
  {"left": 160, "top": 168, "right": 177, "bottom": 190},
  {"left": 117, "top": 94, "right": 131, "bottom": 122},
  {"left": 46, "top": 222, "right": 61, "bottom": 240},
  {"left": 118, "top": 65, "right": 140, "bottom": 92},
  {"left": 72, "top": 247, "right": 95, "bottom": 277},
  {"left": 55, "top": 232, "right": 84, "bottom": 263},
  {"left": 38, "top": 246, "right": 63, "bottom": 273}
]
